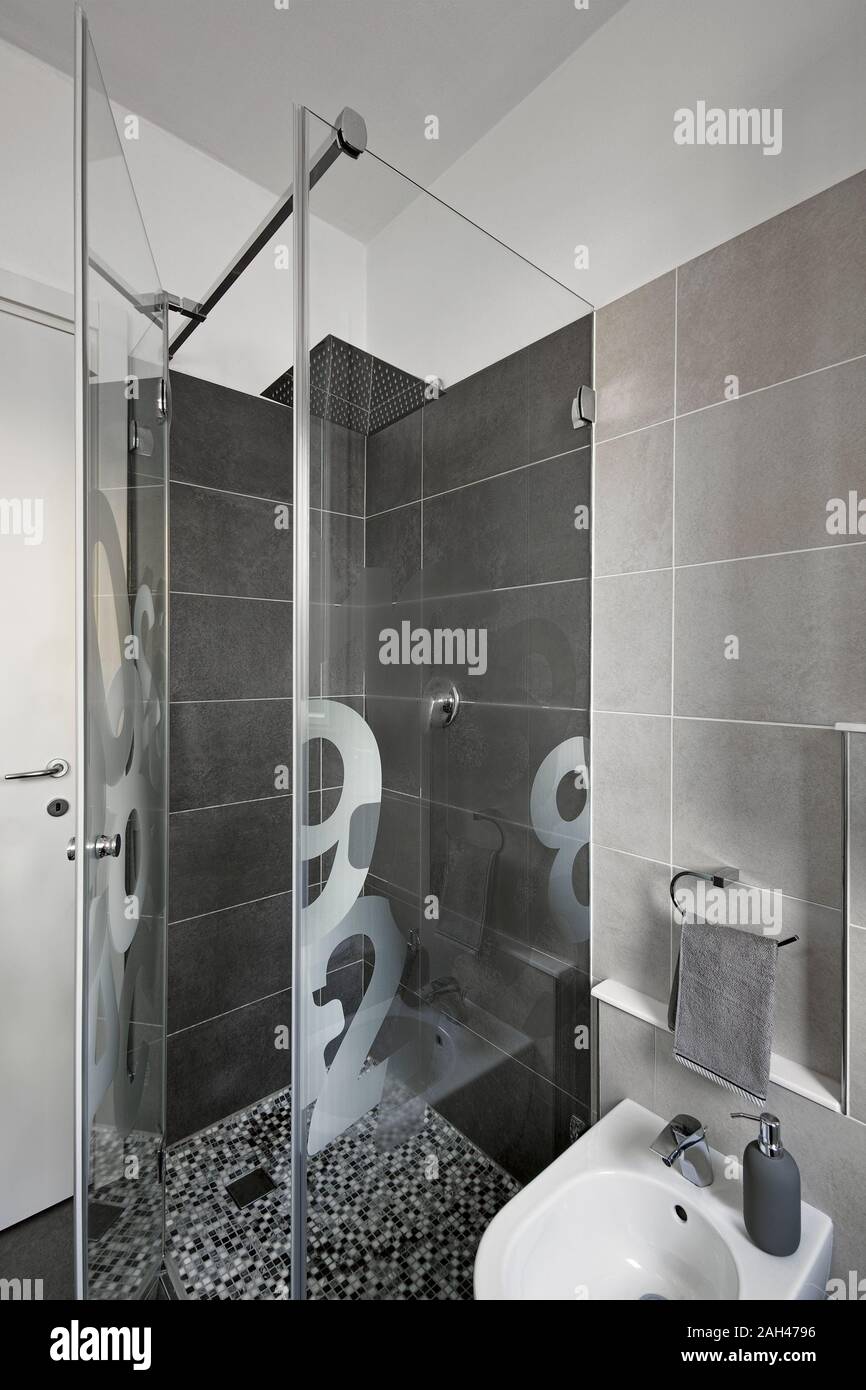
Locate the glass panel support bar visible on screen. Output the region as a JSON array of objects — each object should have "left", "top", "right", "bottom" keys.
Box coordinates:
[
  {"left": 290, "top": 102, "right": 311, "bottom": 1304},
  {"left": 168, "top": 108, "right": 365, "bottom": 360}
]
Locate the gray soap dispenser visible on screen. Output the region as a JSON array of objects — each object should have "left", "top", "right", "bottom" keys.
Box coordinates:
[{"left": 731, "top": 1112, "right": 801, "bottom": 1256}]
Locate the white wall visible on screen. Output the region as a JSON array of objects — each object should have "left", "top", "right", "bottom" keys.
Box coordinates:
[
  {"left": 0, "top": 38, "right": 365, "bottom": 396},
  {"left": 366, "top": 0, "right": 866, "bottom": 384},
  {"left": 5, "top": 0, "right": 866, "bottom": 394}
]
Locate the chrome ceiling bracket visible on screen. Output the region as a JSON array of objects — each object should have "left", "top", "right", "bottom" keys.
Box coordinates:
[{"left": 336, "top": 107, "right": 367, "bottom": 159}]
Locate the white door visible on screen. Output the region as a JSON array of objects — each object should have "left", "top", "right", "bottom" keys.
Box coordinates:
[{"left": 0, "top": 297, "right": 75, "bottom": 1229}]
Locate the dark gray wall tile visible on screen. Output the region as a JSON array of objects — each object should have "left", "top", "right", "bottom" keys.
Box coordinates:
[
  {"left": 166, "top": 988, "right": 291, "bottom": 1143},
  {"left": 677, "top": 170, "right": 866, "bottom": 414},
  {"left": 313, "top": 509, "right": 364, "bottom": 605},
  {"left": 365, "top": 596, "right": 424, "bottom": 699},
  {"left": 526, "top": 316, "right": 593, "bottom": 463},
  {"left": 672, "top": 719, "right": 841, "bottom": 909},
  {"left": 167, "top": 893, "right": 291, "bottom": 1033},
  {"left": 594, "top": 422, "right": 673, "bottom": 576},
  {"left": 170, "top": 371, "right": 292, "bottom": 498},
  {"left": 420, "top": 579, "right": 589, "bottom": 710},
  {"left": 171, "top": 593, "right": 291, "bottom": 701},
  {"left": 422, "top": 468, "right": 527, "bottom": 597},
  {"left": 425, "top": 700, "right": 529, "bottom": 824},
  {"left": 675, "top": 357, "right": 866, "bottom": 565},
  {"left": 433, "top": 1016, "right": 584, "bottom": 1185},
  {"left": 365, "top": 503, "right": 421, "bottom": 601},
  {"left": 674, "top": 545, "right": 866, "bottom": 725},
  {"left": 321, "top": 419, "right": 365, "bottom": 516},
  {"left": 366, "top": 696, "right": 422, "bottom": 797},
  {"left": 311, "top": 598, "right": 365, "bottom": 698},
  {"left": 366, "top": 408, "right": 422, "bottom": 513},
  {"left": 526, "top": 447, "right": 591, "bottom": 584},
  {"left": 170, "top": 483, "right": 291, "bottom": 600},
  {"left": 422, "top": 348, "right": 528, "bottom": 494},
  {"left": 369, "top": 791, "right": 421, "bottom": 900},
  {"left": 596, "top": 271, "right": 676, "bottom": 441},
  {"left": 524, "top": 579, "right": 591, "bottom": 709},
  {"left": 169, "top": 796, "right": 292, "bottom": 921},
  {"left": 170, "top": 698, "right": 292, "bottom": 811},
  {"left": 593, "top": 569, "right": 672, "bottom": 715}
]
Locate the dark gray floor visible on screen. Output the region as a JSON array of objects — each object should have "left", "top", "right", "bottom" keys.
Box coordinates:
[{"left": 0, "top": 1197, "right": 74, "bottom": 1300}]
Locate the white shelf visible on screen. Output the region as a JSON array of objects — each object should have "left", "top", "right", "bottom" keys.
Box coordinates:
[{"left": 592, "top": 978, "right": 842, "bottom": 1114}]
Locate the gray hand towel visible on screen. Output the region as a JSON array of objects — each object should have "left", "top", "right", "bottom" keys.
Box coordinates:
[{"left": 669, "top": 922, "right": 777, "bottom": 1106}]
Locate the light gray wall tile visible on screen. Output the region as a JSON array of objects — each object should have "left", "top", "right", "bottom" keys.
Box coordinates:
[
  {"left": 595, "top": 272, "right": 676, "bottom": 441},
  {"left": 598, "top": 1004, "right": 655, "bottom": 1116},
  {"left": 673, "top": 545, "right": 866, "bottom": 726},
  {"left": 772, "top": 898, "right": 842, "bottom": 1079},
  {"left": 677, "top": 169, "right": 866, "bottom": 414},
  {"left": 592, "top": 712, "right": 671, "bottom": 862},
  {"left": 594, "top": 569, "right": 672, "bottom": 715},
  {"left": 594, "top": 421, "right": 673, "bottom": 576},
  {"left": 672, "top": 719, "right": 841, "bottom": 909},
  {"left": 592, "top": 847, "right": 672, "bottom": 1002},
  {"left": 676, "top": 357, "right": 866, "bottom": 566}
]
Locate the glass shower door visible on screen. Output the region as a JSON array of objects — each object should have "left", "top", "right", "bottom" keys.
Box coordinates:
[
  {"left": 74, "top": 5, "right": 169, "bottom": 1300},
  {"left": 293, "top": 107, "right": 593, "bottom": 1299}
]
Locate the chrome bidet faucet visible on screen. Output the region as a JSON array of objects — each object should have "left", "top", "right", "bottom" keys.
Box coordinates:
[{"left": 651, "top": 1113, "right": 714, "bottom": 1187}]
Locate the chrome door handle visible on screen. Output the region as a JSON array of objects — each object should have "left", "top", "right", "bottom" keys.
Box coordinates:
[
  {"left": 94, "top": 833, "right": 122, "bottom": 859},
  {"left": 66, "top": 833, "right": 122, "bottom": 862},
  {"left": 5, "top": 757, "right": 69, "bottom": 781}
]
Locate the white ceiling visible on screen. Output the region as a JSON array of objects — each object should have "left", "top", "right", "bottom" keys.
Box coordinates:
[{"left": 0, "top": 0, "right": 629, "bottom": 240}]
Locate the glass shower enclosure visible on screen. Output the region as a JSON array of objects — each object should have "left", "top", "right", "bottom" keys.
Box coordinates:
[
  {"left": 291, "top": 107, "right": 593, "bottom": 1298},
  {"left": 73, "top": 6, "right": 169, "bottom": 1299}
]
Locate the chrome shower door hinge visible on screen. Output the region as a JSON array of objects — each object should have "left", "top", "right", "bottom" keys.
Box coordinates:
[
  {"left": 141, "top": 291, "right": 207, "bottom": 322},
  {"left": 571, "top": 384, "right": 596, "bottom": 430}
]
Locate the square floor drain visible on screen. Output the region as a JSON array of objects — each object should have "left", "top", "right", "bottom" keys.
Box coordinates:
[
  {"left": 89, "top": 1201, "right": 124, "bottom": 1241},
  {"left": 225, "top": 1167, "right": 278, "bottom": 1210}
]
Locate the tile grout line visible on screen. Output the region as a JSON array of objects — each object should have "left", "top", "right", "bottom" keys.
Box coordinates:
[
  {"left": 597, "top": 538, "right": 866, "bottom": 581},
  {"left": 595, "top": 347, "right": 866, "bottom": 449},
  {"left": 167, "top": 951, "right": 364, "bottom": 1042},
  {"left": 171, "top": 589, "right": 293, "bottom": 605},
  {"left": 595, "top": 709, "right": 848, "bottom": 733},
  {"left": 594, "top": 840, "right": 844, "bottom": 917},
  {"left": 170, "top": 476, "right": 361, "bottom": 520},
  {"left": 168, "top": 888, "right": 293, "bottom": 927},
  {"left": 365, "top": 439, "right": 590, "bottom": 519},
  {"left": 167, "top": 985, "right": 293, "bottom": 1040}
]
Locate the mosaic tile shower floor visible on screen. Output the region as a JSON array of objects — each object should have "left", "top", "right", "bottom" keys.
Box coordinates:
[{"left": 167, "top": 1088, "right": 519, "bottom": 1300}]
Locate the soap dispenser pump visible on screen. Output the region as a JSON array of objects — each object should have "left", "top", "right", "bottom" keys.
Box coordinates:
[{"left": 731, "top": 1112, "right": 801, "bottom": 1257}]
